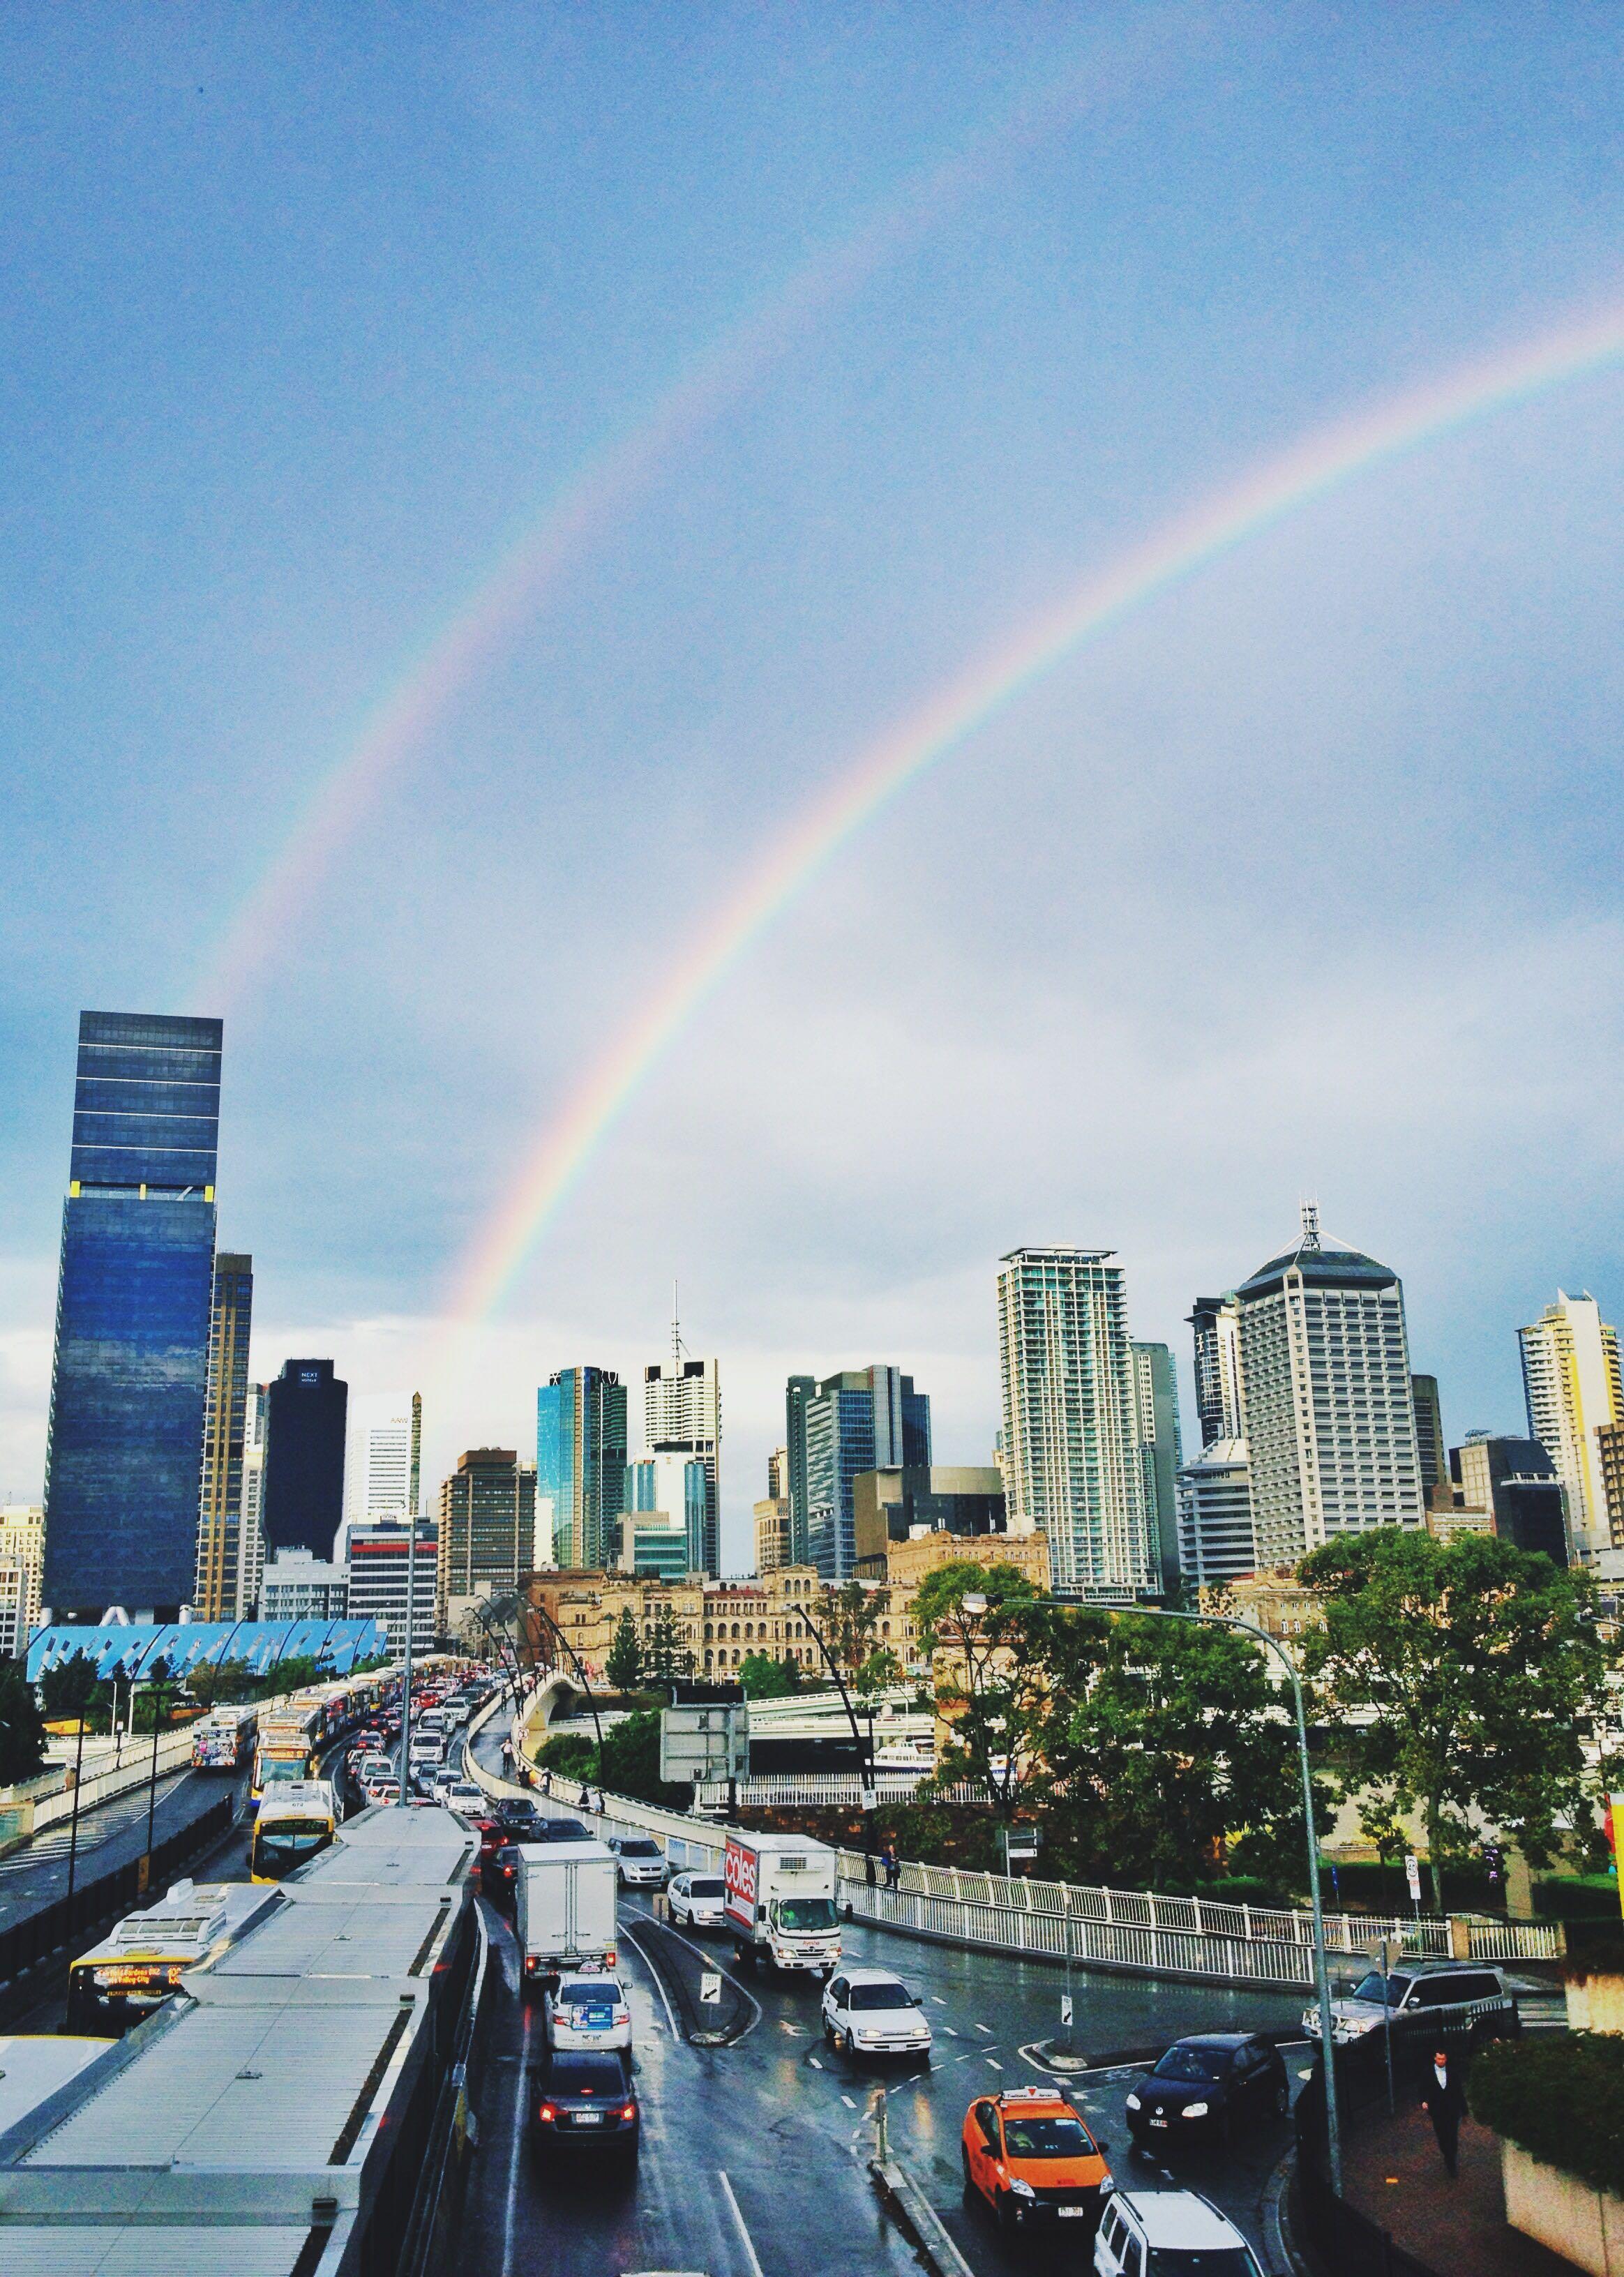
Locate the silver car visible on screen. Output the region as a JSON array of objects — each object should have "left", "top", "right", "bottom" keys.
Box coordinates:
[
  {"left": 1303, "top": 1961, "right": 1518, "bottom": 2049},
  {"left": 668, "top": 1871, "right": 727, "bottom": 1929},
  {"left": 610, "top": 1837, "right": 669, "bottom": 1889}
]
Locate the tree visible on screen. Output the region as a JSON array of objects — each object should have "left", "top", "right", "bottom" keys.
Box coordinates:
[
  {"left": 596, "top": 1708, "right": 691, "bottom": 1808},
  {"left": 1030, "top": 1609, "right": 1325, "bottom": 1893},
  {"left": 912, "top": 1560, "right": 1046, "bottom": 1818},
  {"left": 739, "top": 1653, "right": 800, "bottom": 1699},
  {"left": 39, "top": 1650, "right": 100, "bottom": 1725},
  {"left": 826, "top": 1581, "right": 882, "bottom": 1678},
  {"left": 854, "top": 1646, "right": 902, "bottom": 1699},
  {"left": 643, "top": 1609, "right": 695, "bottom": 1686},
  {"left": 605, "top": 1607, "right": 642, "bottom": 1692},
  {"left": 1300, "top": 1528, "right": 1611, "bottom": 1911},
  {"left": 0, "top": 1655, "right": 47, "bottom": 1785}
]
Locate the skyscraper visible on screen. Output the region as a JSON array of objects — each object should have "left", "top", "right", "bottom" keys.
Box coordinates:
[
  {"left": 43, "top": 1010, "right": 223, "bottom": 1620},
  {"left": 1411, "top": 1374, "right": 1448, "bottom": 1505},
  {"left": 1450, "top": 1434, "right": 1569, "bottom": 1565},
  {"left": 802, "top": 1366, "right": 931, "bottom": 1581},
  {"left": 1175, "top": 1440, "right": 1256, "bottom": 1589},
  {"left": 1188, "top": 1294, "right": 1245, "bottom": 1448},
  {"left": 536, "top": 1367, "right": 628, "bottom": 1569},
  {"left": 436, "top": 1448, "right": 538, "bottom": 1635},
  {"left": 1133, "top": 1342, "right": 1184, "bottom": 1590},
  {"left": 236, "top": 1381, "right": 268, "bottom": 1616},
  {"left": 1237, "top": 1205, "right": 1424, "bottom": 1567},
  {"left": 193, "top": 1252, "right": 253, "bottom": 1618},
  {"left": 620, "top": 1449, "right": 708, "bottom": 1575},
  {"left": 643, "top": 1317, "right": 721, "bottom": 1576},
  {"left": 262, "top": 1359, "right": 348, "bottom": 1560},
  {"left": 1519, "top": 1291, "right": 1624, "bottom": 1561},
  {"left": 785, "top": 1376, "right": 815, "bottom": 1565},
  {"left": 997, "top": 1248, "right": 1153, "bottom": 1597},
  {"left": 345, "top": 1391, "right": 422, "bottom": 1524}
]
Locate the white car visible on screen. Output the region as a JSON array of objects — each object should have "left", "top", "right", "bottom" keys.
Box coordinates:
[
  {"left": 610, "top": 1837, "right": 669, "bottom": 1889},
  {"left": 1095, "top": 2190, "right": 1264, "bottom": 2277},
  {"left": 668, "top": 1871, "right": 727, "bottom": 1930},
  {"left": 821, "top": 1968, "right": 933, "bottom": 2061},
  {"left": 546, "top": 1974, "right": 633, "bottom": 2052},
  {"left": 442, "top": 1781, "right": 485, "bottom": 1812}
]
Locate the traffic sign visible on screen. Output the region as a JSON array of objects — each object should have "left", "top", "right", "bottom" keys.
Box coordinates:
[
  {"left": 700, "top": 1971, "right": 723, "bottom": 2005},
  {"left": 1060, "top": 1994, "right": 1074, "bottom": 2028},
  {"left": 1404, "top": 1854, "right": 1422, "bottom": 1904}
]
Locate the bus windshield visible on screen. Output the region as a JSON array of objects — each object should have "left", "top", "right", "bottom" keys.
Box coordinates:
[
  {"left": 260, "top": 1756, "right": 313, "bottom": 1788},
  {"left": 253, "top": 1819, "right": 334, "bottom": 1879},
  {"left": 773, "top": 1898, "right": 838, "bottom": 1932}
]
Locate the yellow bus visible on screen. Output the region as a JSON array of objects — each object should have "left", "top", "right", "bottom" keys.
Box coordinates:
[
  {"left": 250, "top": 1702, "right": 324, "bottom": 1803},
  {"left": 250, "top": 1780, "right": 338, "bottom": 1881},
  {"left": 66, "top": 1880, "right": 280, "bottom": 2034}
]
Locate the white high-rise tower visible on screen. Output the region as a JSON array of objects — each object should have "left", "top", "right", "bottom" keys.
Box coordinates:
[
  {"left": 1519, "top": 1291, "right": 1624, "bottom": 1562},
  {"left": 644, "top": 1298, "right": 721, "bottom": 1576}
]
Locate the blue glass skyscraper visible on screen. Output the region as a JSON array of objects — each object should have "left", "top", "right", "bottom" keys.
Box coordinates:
[
  {"left": 536, "top": 1367, "right": 627, "bottom": 1569},
  {"left": 43, "top": 1012, "right": 223, "bottom": 1620},
  {"left": 802, "top": 1365, "right": 931, "bottom": 1580}
]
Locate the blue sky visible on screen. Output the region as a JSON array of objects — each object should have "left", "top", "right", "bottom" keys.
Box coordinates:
[{"left": 2, "top": 5, "right": 1621, "bottom": 1563}]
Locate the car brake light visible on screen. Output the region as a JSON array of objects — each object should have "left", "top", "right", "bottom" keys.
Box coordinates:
[
  {"left": 604, "top": 1948, "right": 616, "bottom": 1966},
  {"left": 537, "top": 2104, "right": 555, "bottom": 2124},
  {"left": 620, "top": 2103, "right": 637, "bottom": 2120}
]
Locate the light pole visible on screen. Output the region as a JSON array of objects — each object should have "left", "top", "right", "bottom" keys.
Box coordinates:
[
  {"left": 396, "top": 1518, "right": 419, "bottom": 1808},
  {"left": 962, "top": 1590, "right": 1344, "bottom": 2196},
  {"left": 791, "top": 1591, "right": 880, "bottom": 1857}
]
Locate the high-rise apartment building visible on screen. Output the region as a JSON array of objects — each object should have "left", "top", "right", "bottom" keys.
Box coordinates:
[
  {"left": 0, "top": 1506, "right": 45, "bottom": 1655},
  {"left": 1175, "top": 1441, "right": 1257, "bottom": 1590},
  {"left": 1188, "top": 1294, "right": 1245, "bottom": 1449},
  {"left": 43, "top": 1010, "right": 223, "bottom": 1620},
  {"left": 1237, "top": 1206, "right": 1424, "bottom": 1567},
  {"left": 346, "top": 1518, "right": 437, "bottom": 1657},
  {"left": 1599, "top": 1425, "right": 1624, "bottom": 1554},
  {"left": 801, "top": 1366, "right": 931, "bottom": 1581},
  {"left": 1133, "top": 1342, "right": 1184, "bottom": 1590},
  {"left": 643, "top": 1323, "right": 720, "bottom": 1577},
  {"left": 236, "top": 1381, "right": 268, "bottom": 1616},
  {"left": 536, "top": 1367, "right": 628, "bottom": 1570},
  {"left": 785, "top": 1376, "right": 816, "bottom": 1565},
  {"left": 193, "top": 1252, "right": 253, "bottom": 1618},
  {"left": 1450, "top": 1433, "right": 1569, "bottom": 1565},
  {"left": 767, "top": 1446, "right": 789, "bottom": 1501},
  {"left": 262, "top": 1359, "right": 348, "bottom": 1561},
  {"left": 997, "top": 1248, "right": 1154, "bottom": 1597},
  {"left": 437, "top": 1448, "right": 537, "bottom": 1635},
  {"left": 621, "top": 1449, "right": 708, "bottom": 1575},
  {"left": 345, "top": 1391, "right": 423, "bottom": 1526},
  {"left": 1519, "top": 1292, "right": 1624, "bottom": 1561},
  {"left": 1411, "top": 1374, "right": 1448, "bottom": 1506}
]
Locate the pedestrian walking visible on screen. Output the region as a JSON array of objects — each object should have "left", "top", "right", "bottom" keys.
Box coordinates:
[
  {"left": 882, "top": 1842, "right": 901, "bottom": 1892},
  {"left": 541, "top": 1767, "right": 551, "bottom": 1798},
  {"left": 864, "top": 1848, "right": 877, "bottom": 1890},
  {"left": 1419, "top": 2045, "right": 1466, "bottom": 2178}
]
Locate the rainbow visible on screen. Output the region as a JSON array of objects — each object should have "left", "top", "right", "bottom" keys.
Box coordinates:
[{"left": 441, "top": 301, "right": 1624, "bottom": 1340}]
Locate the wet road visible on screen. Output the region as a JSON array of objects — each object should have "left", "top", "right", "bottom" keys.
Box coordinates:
[{"left": 0, "top": 1764, "right": 235, "bottom": 1927}]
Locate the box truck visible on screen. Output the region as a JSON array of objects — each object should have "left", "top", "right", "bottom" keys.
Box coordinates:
[
  {"left": 724, "top": 1832, "right": 842, "bottom": 1976},
  {"left": 516, "top": 1838, "right": 619, "bottom": 1990}
]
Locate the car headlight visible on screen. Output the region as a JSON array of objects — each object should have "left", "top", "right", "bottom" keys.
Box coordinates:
[
  {"left": 1125, "top": 2093, "right": 1141, "bottom": 2110},
  {"left": 1182, "top": 2102, "right": 1209, "bottom": 2119},
  {"left": 1010, "top": 2179, "right": 1036, "bottom": 2199},
  {"left": 1341, "top": 2016, "right": 1379, "bottom": 2039}
]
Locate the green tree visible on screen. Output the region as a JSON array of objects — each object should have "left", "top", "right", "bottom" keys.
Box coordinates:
[
  {"left": 739, "top": 1652, "right": 800, "bottom": 1699},
  {"left": 596, "top": 1708, "right": 691, "bottom": 1808},
  {"left": 605, "top": 1607, "right": 642, "bottom": 1692},
  {"left": 826, "top": 1581, "right": 882, "bottom": 1678},
  {"left": 1030, "top": 1609, "right": 1325, "bottom": 1893},
  {"left": 39, "top": 1650, "right": 100, "bottom": 1724},
  {"left": 912, "top": 1560, "right": 1046, "bottom": 1818},
  {"left": 853, "top": 1645, "right": 902, "bottom": 1699},
  {"left": 643, "top": 1609, "right": 695, "bottom": 1686},
  {"left": 1300, "top": 1528, "right": 1610, "bottom": 1911},
  {"left": 0, "top": 1655, "right": 47, "bottom": 1785}
]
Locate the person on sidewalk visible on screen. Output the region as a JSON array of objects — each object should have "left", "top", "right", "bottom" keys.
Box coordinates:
[
  {"left": 864, "top": 1848, "right": 877, "bottom": 1890},
  {"left": 882, "top": 1842, "right": 901, "bottom": 1892},
  {"left": 1419, "top": 2045, "right": 1467, "bottom": 2177}
]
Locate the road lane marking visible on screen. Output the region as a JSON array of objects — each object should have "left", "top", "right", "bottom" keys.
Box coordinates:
[
  {"left": 809, "top": 2054, "right": 824, "bottom": 2068},
  {"left": 719, "top": 2168, "right": 765, "bottom": 2277},
  {"left": 944, "top": 2027, "right": 960, "bottom": 2037},
  {"left": 618, "top": 1923, "right": 682, "bottom": 2038},
  {"left": 985, "top": 2058, "right": 1003, "bottom": 2070},
  {"left": 499, "top": 2001, "right": 533, "bottom": 2277},
  {"left": 930, "top": 1997, "right": 947, "bottom": 2006},
  {"left": 842, "top": 2093, "right": 857, "bottom": 2107},
  {"left": 975, "top": 2023, "right": 992, "bottom": 2034}
]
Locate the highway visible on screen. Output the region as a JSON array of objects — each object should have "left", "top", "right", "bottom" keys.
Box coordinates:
[
  {"left": 0, "top": 1764, "right": 211, "bottom": 1925},
  {"left": 460, "top": 1721, "right": 1308, "bottom": 2277}
]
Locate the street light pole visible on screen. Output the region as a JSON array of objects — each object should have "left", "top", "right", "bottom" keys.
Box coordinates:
[
  {"left": 63, "top": 1705, "right": 88, "bottom": 1916},
  {"left": 397, "top": 1517, "right": 417, "bottom": 1808}
]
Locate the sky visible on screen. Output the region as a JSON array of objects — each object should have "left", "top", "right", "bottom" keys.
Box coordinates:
[{"left": 2, "top": 4, "right": 1622, "bottom": 1568}]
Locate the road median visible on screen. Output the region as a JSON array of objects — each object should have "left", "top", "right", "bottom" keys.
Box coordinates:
[{"left": 869, "top": 2154, "right": 980, "bottom": 2277}]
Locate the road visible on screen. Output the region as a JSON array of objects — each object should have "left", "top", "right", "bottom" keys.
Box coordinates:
[
  {"left": 0, "top": 1761, "right": 228, "bottom": 1927},
  {"left": 459, "top": 1720, "right": 1309, "bottom": 2277}
]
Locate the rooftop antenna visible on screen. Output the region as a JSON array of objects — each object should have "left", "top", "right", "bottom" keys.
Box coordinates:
[
  {"left": 1300, "top": 1198, "right": 1322, "bottom": 1252},
  {"left": 671, "top": 1282, "right": 683, "bottom": 1368}
]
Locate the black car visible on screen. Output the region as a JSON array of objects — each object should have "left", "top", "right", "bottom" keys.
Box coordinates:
[
  {"left": 495, "top": 1798, "right": 543, "bottom": 1833},
  {"left": 1125, "top": 2033, "right": 1288, "bottom": 2149},
  {"left": 483, "top": 1842, "right": 522, "bottom": 1906},
  {"left": 532, "top": 2049, "right": 639, "bottom": 2166},
  {"left": 532, "top": 1817, "right": 593, "bottom": 1844}
]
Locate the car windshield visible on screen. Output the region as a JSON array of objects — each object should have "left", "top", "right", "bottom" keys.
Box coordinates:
[
  {"left": 774, "top": 1898, "right": 839, "bottom": 1931},
  {"left": 558, "top": 1981, "right": 622, "bottom": 2007},
  {"left": 1155, "top": 2045, "right": 1231, "bottom": 2083},
  {"left": 688, "top": 1878, "right": 725, "bottom": 1898},
  {"left": 1351, "top": 1973, "right": 1412, "bottom": 2006},
  {"left": 541, "top": 1821, "right": 590, "bottom": 1841},
  {"left": 850, "top": 1982, "right": 913, "bottom": 2011},
  {"left": 1148, "top": 2250, "right": 1261, "bottom": 2276},
  {"left": 1001, "top": 2114, "right": 1091, "bottom": 2158},
  {"left": 621, "top": 1840, "right": 661, "bottom": 1857}
]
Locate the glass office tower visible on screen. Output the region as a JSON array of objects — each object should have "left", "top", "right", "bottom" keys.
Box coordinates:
[
  {"left": 43, "top": 1012, "right": 222, "bottom": 1620},
  {"left": 536, "top": 1367, "right": 628, "bottom": 1569}
]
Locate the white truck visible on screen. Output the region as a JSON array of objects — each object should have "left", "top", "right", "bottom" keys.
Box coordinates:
[
  {"left": 515, "top": 1838, "right": 619, "bottom": 1992},
  {"left": 723, "top": 1832, "right": 843, "bottom": 1976}
]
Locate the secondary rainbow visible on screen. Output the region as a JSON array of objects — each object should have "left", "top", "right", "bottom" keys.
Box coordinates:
[{"left": 441, "top": 301, "right": 1624, "bottom": 1342}]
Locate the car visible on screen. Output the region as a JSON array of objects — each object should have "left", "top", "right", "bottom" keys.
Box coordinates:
[
  {"left": 668, "top": 1871, "right": 727, "bottom": 1930},
  {"left": 1095, "top": 2188, "right": 1265, "bottom": 2276},
  {"left": 609, "top": 1837, "right": 668, "bottom": 1889},
  {"left": 1302, "top": 1960, "right": 1519, "bottom": 2052},
  {"left": 1125, "top": 2034, "right": 1288, "bottom": 2149},
  {"left": 364, "top": 1779, "right": 400, "bottom": 1807},
  {"left": 443, "top": 1781, "right": 486, "bottom": 1812},
  {"left": 532, "top": 2049, "right": 639, "bottom": 2166},
  {"left": 484, "top": 1842, "right": 522, "bottom": 1904},
  {"left": 532, "top": 1817, "right": 593, "bottom": 1844},
  {"left": 545, "top": 1974, "right": 633, "bottom": 2052},
  {"left": 962, "top": 2087, "right": 1112, "bottom": 2234},
  {"left": 822, "top": 1968, "right": 933, "bottom": 2061},
  {"left": 495, "top": 1799, "right": 545, "bottom": 1838}
]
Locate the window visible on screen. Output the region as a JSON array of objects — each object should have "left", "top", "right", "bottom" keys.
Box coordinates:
[
  {"left": 1000, "top": 2114, "right": 1090, "bottom": 2158},
  {"left": 1153, "top": 2045, "right": 1230, "bottom": 2083},
  {"left": 849, "top": 1982, "right": 912, "bottom": 2011},
  {"left": 1123, "top": 2236, "right": 1145, "bottom": 2277}
]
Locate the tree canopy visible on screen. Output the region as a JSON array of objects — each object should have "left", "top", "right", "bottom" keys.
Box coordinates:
[
  {"left": 0, "top": 1655, "right": 47, "bottom": 1787},
  {"left": 605, "top": 1607, "right": 642, "bottom": 1692},
  {"left": 738, "top": 1652, "right": 800, "bottom": 1699}
]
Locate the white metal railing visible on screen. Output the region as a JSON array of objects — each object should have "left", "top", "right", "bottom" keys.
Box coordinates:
[{"left": 693, "top": 1775, "right": 984, "bottom": 1809}]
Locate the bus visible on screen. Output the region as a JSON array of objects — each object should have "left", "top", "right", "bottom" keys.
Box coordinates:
[
  {"left": 190, "top": 1702, "right": 258, "bottom": 1771},
  {"left": 250, "top": 1780, "right": 339, "bottom": 1881},
  {"left": 251, "top": 1702, "right": 324, "bottom": 1803},
  {"left": 66, "top": 1879, "right": 280, "bottom": 2034}
]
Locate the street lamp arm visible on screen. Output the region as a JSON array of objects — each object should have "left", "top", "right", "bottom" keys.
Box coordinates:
[
  {"left": 792, "top": 1595, "right": 872, "bottom": 1781},
  {"left": 523, "top": 1598, "right": 606, "bottom": 1759}
]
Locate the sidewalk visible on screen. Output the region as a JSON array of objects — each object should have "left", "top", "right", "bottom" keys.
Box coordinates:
[{"left": 1340, "top": 2097, "right": 1577, "bottom": 2275}]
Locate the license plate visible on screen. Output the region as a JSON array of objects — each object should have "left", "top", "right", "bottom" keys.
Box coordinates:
[
  {"left": 1057, "top": 2208, "right": 1088, "bottom": 2220},
  {"left": 1150, "top": 2118, "right": 1168, "bottom": 2129},
  {"left": 572, "top": 2111, "right": 603, "bottom": 2126}
]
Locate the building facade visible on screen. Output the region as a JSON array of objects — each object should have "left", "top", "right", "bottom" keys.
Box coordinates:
[
  {"left": 784, "top": 1376, "right": 815, "bottom": 1565},
  {"left": 346, "top": 1519, "right": 437, "bottom": 1656},
  {"left": 1188, "top": 1294, "right": 1245, "bottom": 1450},
  {"left": 753, "top": 1496, "right": 793, "bottom": 1575},
  {"left": 235, "top": 1381, "right": 268, "bottom": 1618},
  {"left": 260, "top": 1549, "right": 349, "bottom": 1623},
  {"left": 1411, "top": 1374, "right": 1448, "bottom": 1507},
  {"left": 1175, "top": 1438, "right": 1257, "bottom": 1590},
  {"left": 880, "top": 1525, "right": 1050, "bottom": 1594},
  {"left": 193, "top": 1252, "right": 253, "bottom": 1619},
  {"left": 537, "top": 1367, "right": 628, "bottom": 1570},
  {"left": 262, "top": 1359, "right": 348, "bottom": 1561},
  {"left": 851, "top": 1465, "right": 1006, "bottom": 1576},
  {"left": 1451, "top": 1433, "right": 1570, "bottom": 1565},
  {"left": 621, "top": 1449, "right": 707, "bottom": 1575},
  {"left": 802, "top": 1366, "right": 931, "bottom": 1581},
  {"left": 1133, "top": 1342, "right": 1184, "bottom": 1591},
  {"left": 345, "top": 1391, "right": 422, "bottom": 1525},
  {"left": 996, "top": 1247, "right": 1154, "bottom": 1597},
  {"left": 0, "top": 1507, "right": 45, "bottom": 1650},
  {"left": 1236, "top": 1207, "right": 1424, "bottom": 1567},
  {"left": 437, "top": 1448, "right": 538, "bottom": 1636},
  {"left": 529, "top": 1564, "right": 917, "bottom": 1686},
  {"left": 43, "top": 1010, "right": 223, "bottom": 1621},
  {"left": 643, "top": 1332, "right": 721, "bottom": 1577},
  {"left": 1519, "top": 1291, "right": 1624, "bottom": 1561}
]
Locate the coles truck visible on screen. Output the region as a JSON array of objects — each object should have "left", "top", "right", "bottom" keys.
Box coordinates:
[
  {"left": 724, "top": 1832, "right": 842, "bottom": 1976},
  {"left": 516, "top": 1838, "right": 619, "bottom": 1990}
]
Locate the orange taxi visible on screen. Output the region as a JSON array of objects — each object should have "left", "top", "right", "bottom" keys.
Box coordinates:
[{"left": 961, "top": 2084, "right": 1113, "bottom": 2234}]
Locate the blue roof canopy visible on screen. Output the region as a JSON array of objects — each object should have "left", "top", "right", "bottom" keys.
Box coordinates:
[{"left": 24, "top": 1617, "right": 388, "bottom": 1684}]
